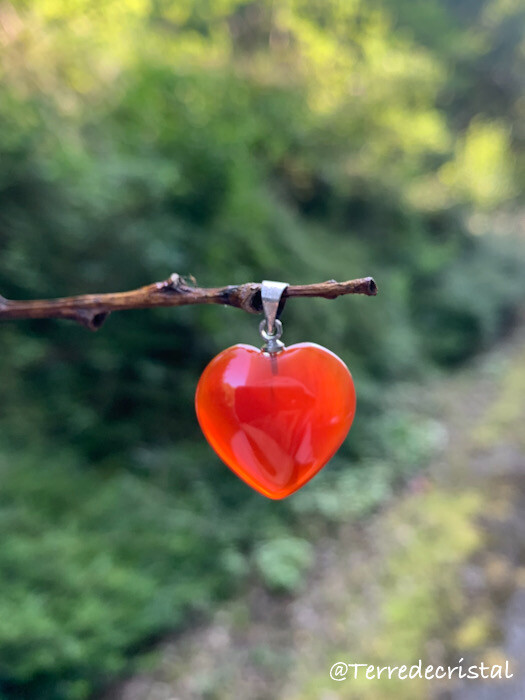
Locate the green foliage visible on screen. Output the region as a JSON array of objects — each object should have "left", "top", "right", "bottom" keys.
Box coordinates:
[
  {"left": 254, "top": 537, "right": 314, "bottom": 592},
  {"left": 0, "top": 445, "right": 255, "bottom": 699},
  {"left": 0, "top": 0, "right": 524, "bottom": 696}
]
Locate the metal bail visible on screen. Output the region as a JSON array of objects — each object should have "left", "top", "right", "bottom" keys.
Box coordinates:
[{"left": 259, "top": 280, "right": 288, "bottom": 354}]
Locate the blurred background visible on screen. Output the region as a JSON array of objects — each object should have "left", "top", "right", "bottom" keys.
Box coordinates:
[{"left": 0, "top": 1, "right": 524, "bottom": 699}]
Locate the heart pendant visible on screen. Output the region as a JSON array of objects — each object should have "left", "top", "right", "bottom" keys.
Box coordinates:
[{"left": 195, "top": 342, "right": 356, "bottom": 499}]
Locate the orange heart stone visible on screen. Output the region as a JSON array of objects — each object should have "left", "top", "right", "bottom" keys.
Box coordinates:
[{"left": 195, "top": 342, "right": 356, "bottom": 499}]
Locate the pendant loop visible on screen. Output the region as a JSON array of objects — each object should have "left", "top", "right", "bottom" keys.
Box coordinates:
[{"left": 260, "top": 280, "right": 288, "bottom": 354}]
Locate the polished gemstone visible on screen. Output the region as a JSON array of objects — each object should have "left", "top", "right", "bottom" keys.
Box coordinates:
[{"left": 195, "top": 342, "right": 356, "bottom": 499}]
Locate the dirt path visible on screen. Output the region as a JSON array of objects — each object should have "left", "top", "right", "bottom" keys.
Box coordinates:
[{"left": 103, "top": 326, "right": 525, "bottom": 700}]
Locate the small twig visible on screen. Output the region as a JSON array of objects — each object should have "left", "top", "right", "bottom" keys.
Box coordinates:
[{"left": 0, "top": 274, "right": 378, "bottom": 331}]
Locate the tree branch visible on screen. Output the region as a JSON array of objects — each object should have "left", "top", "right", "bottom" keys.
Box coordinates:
[{"left": 0, "top": 274, "right": 378, "bottom": 331}]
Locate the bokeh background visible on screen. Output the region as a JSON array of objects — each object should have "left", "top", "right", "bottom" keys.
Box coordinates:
[{"left": 0, "top": 1, "right": 524, "bottom": 699}]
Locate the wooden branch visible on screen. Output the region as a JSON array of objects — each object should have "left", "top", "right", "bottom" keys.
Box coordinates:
[{"left": 0, "top": 274, "right": 378, "bottom": 331}]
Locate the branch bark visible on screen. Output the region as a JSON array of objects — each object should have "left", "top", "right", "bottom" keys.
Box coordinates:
[{"left": 0, "top": 274, "right": 378, "bottom": 331}]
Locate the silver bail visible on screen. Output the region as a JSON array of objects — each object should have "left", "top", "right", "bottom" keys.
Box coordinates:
[{"left": 259, "top": 280, "right": 288, "bottom": 354}]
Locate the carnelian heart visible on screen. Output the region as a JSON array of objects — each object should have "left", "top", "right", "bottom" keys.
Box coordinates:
[{"left": 195, "top": 342, "right": 356, "bottom": 499}]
